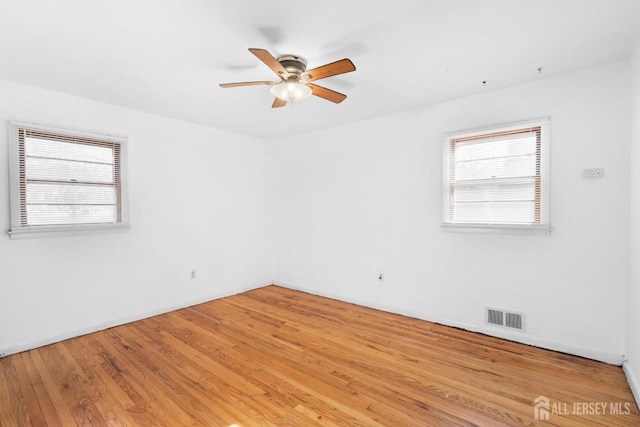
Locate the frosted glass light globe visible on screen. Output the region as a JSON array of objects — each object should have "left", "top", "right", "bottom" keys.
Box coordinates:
[{"left": 270, "top": 82, "right": 312, "bottom": 102}]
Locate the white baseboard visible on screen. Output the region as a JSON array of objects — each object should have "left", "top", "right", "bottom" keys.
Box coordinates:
[
  {"left": 0, "top": 280, "right": 272, "bottom": 358},
  {"left": 274, "top": 281, "right": 624, "bottom": 365},
  {"left": 623, "top": 361, "right": 640, "bottom": 411}
]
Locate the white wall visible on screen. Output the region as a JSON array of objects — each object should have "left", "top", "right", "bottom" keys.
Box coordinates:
[
  {"left": 0, "top": 79, "right": 274, "bottom": 356},
  {"left": 626, "top": 40, "right": 640, "bottom": 406},
  {"left": 273, "top": 61, "right": 630, "bottom": 364}
]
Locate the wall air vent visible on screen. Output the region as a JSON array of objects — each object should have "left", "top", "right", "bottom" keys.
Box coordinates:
[
  {"left": 485, "top": 307, "right": 526, "bottom": 332},
  {"left": 487, "top": 308, "right": 504, "bottom": 326},
  {"left": 505, "top": 312, "right": 523, "bottom": 330}
]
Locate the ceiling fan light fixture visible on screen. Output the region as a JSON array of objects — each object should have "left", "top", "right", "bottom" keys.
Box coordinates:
[
  {"left": 220, "top": 48, "right": 355, "bottom": 108},
  {"left": 270, "top": 81, "right": 312, "bottom": 102}
]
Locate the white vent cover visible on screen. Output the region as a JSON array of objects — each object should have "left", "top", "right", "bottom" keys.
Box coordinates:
[{"left": 486, "top": 307, "right": 526, "bottom": 332}]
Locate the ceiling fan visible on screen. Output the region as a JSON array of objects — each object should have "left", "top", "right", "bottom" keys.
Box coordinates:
[{"left": 220, "top": 48, "right": 356, "bottom": 108}]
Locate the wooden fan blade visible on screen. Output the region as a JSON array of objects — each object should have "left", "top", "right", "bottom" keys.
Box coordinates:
[
  {"left": 307, "top": 83, "right": 347, "bottom": 104},
  {"left": 249, "top": 48, "right": 289, "bottom": 78},
  {"left": 302, "top": 59, "right": 356, "bottom": 82},
  {"left": 219, "top": 81, "right": 275, "bottom": 88},
  {"left": 272, "top": 97, "right": 287, "bottom": 108}
]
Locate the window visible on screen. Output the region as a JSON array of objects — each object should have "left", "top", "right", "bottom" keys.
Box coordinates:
[
  {"left": 442, "top": 118, "right": 550, "bottom": 231},
  {"left": 8, "top": 121, "right": 129, "bottom": 238}
]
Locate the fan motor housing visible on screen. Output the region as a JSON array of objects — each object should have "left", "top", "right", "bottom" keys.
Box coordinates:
[{"left": 277, "top": 55, "right": 307, "bottom": 77}]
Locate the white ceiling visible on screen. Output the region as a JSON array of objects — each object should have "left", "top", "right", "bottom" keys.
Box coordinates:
[{"left": 1, "top": 0, "right": 639, "bottom": 140}]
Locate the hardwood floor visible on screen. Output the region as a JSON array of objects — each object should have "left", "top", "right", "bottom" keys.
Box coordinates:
[{"left": 1, "top": 285, "right": 638, "bottom": 426}]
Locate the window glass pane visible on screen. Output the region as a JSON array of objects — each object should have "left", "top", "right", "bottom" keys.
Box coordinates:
[
  {"left": 25, "top": 157, "right": 114, "bottom": 183},
  {"left": 453, "top": 201, "right": 535, "bottom": 224},
  {"left": 26, "top": 183, "right": 116, "bottom": 205},
  {"left": 26, "top": 205, "right": 117, "bottom": 225},
  {"left": 25, "top": 137, "right": 114, "bottom": 164},
  {"left": 455, "top": 154, "right": 536, "bottom": 181},
  {"left": 455, "top": 134, "right": 536, "bottom": 161},
  {"left": 454, "top": 181, "right": 535, "bottom": 202}
]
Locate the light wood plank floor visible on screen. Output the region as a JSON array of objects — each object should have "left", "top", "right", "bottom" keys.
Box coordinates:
[{"left": 1, "top": 285, "right": 638, "bottom": 426}]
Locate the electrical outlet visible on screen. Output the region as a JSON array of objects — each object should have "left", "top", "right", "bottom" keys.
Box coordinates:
[
  {"left": 582, "top": 168, "right": 604, "bottom": 179},
  {"left": 190, "top": 270, "right": 196, "bottom": 279}
]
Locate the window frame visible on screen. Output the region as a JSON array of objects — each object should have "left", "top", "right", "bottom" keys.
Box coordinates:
[
  {"left": 7, "top": 120, "right": 130, "bottom": 239},
  {"left": 441, "top": 117, "right": 551, "bottom": 234}
]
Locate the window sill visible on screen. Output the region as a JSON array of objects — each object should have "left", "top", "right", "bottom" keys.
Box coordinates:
[
  {"left": 441, "top": 223, "right": 552, "bottom": 236},
  {"left": 8, "top": 223, "right": 131, "bottom": 240}
]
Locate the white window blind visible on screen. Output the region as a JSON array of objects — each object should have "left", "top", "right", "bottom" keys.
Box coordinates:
[
  {"left": 8, "top": 121, "right": 129, "bottom": 238},
  {"left": 442, "top": 118, "right": 550, "bottom": 230}
]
